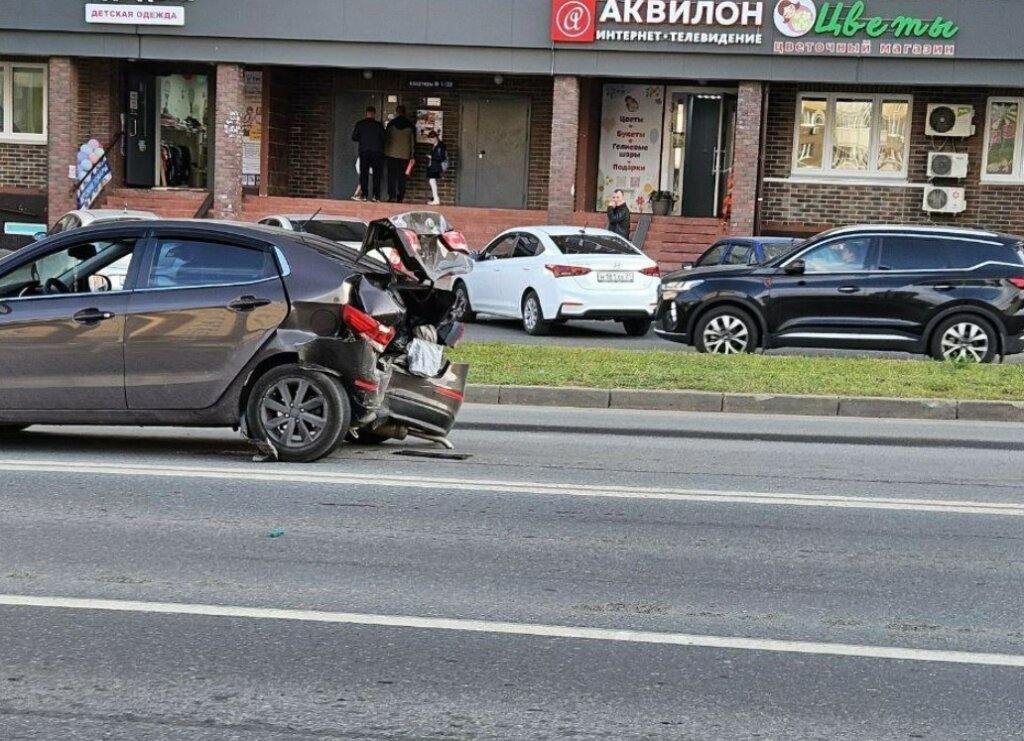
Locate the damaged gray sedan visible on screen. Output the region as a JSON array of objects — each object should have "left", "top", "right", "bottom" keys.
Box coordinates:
[{"left": 0, "top": 213, "right": 472, "bottom": 462}]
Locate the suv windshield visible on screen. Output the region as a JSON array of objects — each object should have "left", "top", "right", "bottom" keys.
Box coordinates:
[
  {"left": 551, "top": 234, "right": 638, "bottom": 255},
  {"left": 301, "top": 220, "right": 367, "bottom": 243}
]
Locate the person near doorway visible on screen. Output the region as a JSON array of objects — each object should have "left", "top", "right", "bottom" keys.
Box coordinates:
[
  {"left": 351, "top": 106, "right": 386, "bottom": 202},
  {"left": 384, "top": 105, "right": 416, "bottom": 203},
  {"left": 607, "top": 189, "right": 631, "bottom": 240},
  {"left": 426, "top": 131, "right": 448, "bottom": 206}
]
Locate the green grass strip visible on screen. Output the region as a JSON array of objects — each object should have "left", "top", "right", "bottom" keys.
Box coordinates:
[{"left": 450, "top": 343, "right": 1024, "bottom": 401}]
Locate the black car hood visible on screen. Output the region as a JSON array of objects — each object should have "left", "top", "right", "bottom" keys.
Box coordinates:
[{"left": 662, "top": 264, "right": 760, "bottom": 282}]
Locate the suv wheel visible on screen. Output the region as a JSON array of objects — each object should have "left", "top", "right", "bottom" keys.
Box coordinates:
[
  {"left": 522, "top": 291, "right": 550, "bottom": 336},
  {"left": 930, "top": 315, "right": 997, "bottom": 364},
  {"left": 246, "top": 364, "right": 351, "bottom": 462},
  {"left": 694, "top": 307, "right": 759, "bottom": 355}
]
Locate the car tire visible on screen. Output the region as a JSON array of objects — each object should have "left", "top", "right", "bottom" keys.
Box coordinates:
[
  {"left": 621, "top": 317, "right": 652, "bottom": 337},
  {"left": 694, "top": 306, "right": 760, "bottom": 355},
  {"left": 452, "top": 282, "right": 476, "bottom": 323},
  {"left": 930, "top": 315, "right": 998, "bottom": 364},
  {"left": 246, "top": 364, "right": 350, "bottom": 463},
  {"left": 521, "top": 291, "right": 550, "bottom": 336}
]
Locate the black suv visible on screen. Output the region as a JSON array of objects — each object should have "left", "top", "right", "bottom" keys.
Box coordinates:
[{"left": 655, "top": 226, "right": 1024, "bottom": 363}]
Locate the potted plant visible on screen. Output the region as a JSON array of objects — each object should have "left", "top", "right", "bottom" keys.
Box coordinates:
[{"left": 649, "top": 190, "right": 676, "bottom": 216}]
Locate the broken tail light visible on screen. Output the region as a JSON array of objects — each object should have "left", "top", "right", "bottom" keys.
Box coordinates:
[
  {"left": 640, "top": 266, "right": 661, "bottom": 277},
  {"left": 341, "top": 304, "right": 396, "bottom": 353},
  {"left": 545, "top": 264, "right": 592, "bottom": 278},
  {"left": 1009, "top": 278, "right": 1024, "bottom": 289},
  {"left": 441, "top": 230, "right": 470, "bottom": 254}
]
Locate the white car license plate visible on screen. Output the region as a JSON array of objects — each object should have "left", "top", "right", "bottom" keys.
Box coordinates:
[{"left": 597, "top": 271, "right": 634, "bottom": 283}]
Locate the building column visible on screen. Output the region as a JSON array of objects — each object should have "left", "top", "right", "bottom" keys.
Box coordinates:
[
  {"left": 728, "top": 81, "right": 764, "bottom": 236},
  {"left": 47, "top": 58, "right": 80, "bottom": 225},
  {"left": 547, "top": 75, "right": 581, "bottom": 223},
  {"left": 212, "top": 63, "right": 245, "bottom": 219}
]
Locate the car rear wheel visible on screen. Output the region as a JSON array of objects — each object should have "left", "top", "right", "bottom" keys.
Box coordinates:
[
  {"left": 246, "top": 365, "right": 350, "bottom": 462},
  {"left": 694, "top": 306, "right": 759, "bottom": 354},
  {"left": 522, "top": 291, "right": 550, "bottom": 336},
  {"left": 621, "top": 317, "right": 652, "bottom": 337},
  {"left": 930, "top": 315, "right": 997, "bottom": 364},
  {"left": 452, "top": 282, "right": 476, "bottom": 323}
]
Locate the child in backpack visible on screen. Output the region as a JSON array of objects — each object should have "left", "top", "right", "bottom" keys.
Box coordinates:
[{"left": 426, "top": 131, "right": 448, "bottom": 205}]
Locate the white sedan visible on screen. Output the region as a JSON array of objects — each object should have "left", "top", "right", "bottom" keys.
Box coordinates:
[{"left": 453, "top": 226, "right": 660, "bottom": 336}]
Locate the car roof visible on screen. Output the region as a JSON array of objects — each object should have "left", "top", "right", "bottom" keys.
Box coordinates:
[
  {"left": 715, "top": 236, "right": 799, "bottom": 246},
  {"left": 822, "top": 224, "right": 1007, "bottom": 239},
  {"left": 263, "top": 214, "right": 368, "bottom": 224},
  {"left": 75, "top": 209, "right": 160, "bottom": 221},
  {"left": 524, "top": 225, "right": 623, "bottom": 238}
]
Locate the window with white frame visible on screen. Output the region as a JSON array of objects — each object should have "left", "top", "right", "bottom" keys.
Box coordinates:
[
  {"left": 792, "top": 93, "right": 911, "bottom": 178},
  {"left": 0, "top": 62, "right": 47, "bottom": 143},
  {"left": 982, "top": 97, "right": 1023, "bottom": 182}
]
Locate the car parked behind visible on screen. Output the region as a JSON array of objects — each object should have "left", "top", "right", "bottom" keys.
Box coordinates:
[
  {"left": 45, "top": 209, "right": 160, "bottom": 237},
  {"left": 656, "top": 225, "right": 1024, "bottom": 363},
  {"left": 685, "top": 236, "right": 802, "bottom": 270},
  {"left": 453, "top": 226, "right": 660, "bottom": 337},
  {"left": 258, "top": 214, "right": 368, "bottom": 247}
]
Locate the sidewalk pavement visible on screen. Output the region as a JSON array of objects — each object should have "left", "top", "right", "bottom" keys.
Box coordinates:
[{"left": 465, "top": 384, "right": 1024, "bottom": 423}]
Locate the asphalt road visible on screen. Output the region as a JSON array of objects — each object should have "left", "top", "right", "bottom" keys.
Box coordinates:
[
  {"left": 464, "top": 315, "right": 1024, "bottom": 363},
  {"left": 2, "top": 407, "right": 1023, "bottom": 739}
]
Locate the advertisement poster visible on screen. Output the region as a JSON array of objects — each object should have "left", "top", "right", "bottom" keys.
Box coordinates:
[
  {"left": 596, "top": 84, "right": 664, "bottom": 212},
  {"left": 242, "top": 71, "right": 263, "bottom": 188},
  {"left": 416, "top": 109, "right": 444, "bottom": 144}
]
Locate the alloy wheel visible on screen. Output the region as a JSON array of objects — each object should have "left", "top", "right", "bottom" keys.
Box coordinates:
[
  {"left": 523, "top": 297, "right": 539, "bottom": 331},
  {"left": 702, "top": 315, "right": 750, "bottom": 354},
  {"left": 259, "top": 376, "right": 330, "bottom": 448},
  {"left": 940, "top": 322, "right": 989, "bottom": 363},
  {"left": 453, "top": 286, "right": 469, "bottom": 319}
]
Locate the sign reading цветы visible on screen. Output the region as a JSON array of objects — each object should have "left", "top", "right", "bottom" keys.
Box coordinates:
[{"left": 85, "top": 3, "right": 186, "bottom": 26}]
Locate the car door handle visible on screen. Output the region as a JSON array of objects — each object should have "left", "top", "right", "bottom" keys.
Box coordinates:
[
  {"left": 73, "top": 308, "right": 115, "bottom": 324},
  {"left": 837, "top": 286, "right": 861, "bottom": 294},
  {"left": 228, "top": 296, "right": 272, "bottom": 312}
]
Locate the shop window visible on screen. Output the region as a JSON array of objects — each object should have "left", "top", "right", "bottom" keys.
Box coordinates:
[
  {"left": 0, "top": 62, "right": 46, "bottom": 143},
  {"left": 982, "top": 98, "right": 1023, "bottom": 182},
  {"left": 792, "top": 93, "right": 910, "bottom": 178}
]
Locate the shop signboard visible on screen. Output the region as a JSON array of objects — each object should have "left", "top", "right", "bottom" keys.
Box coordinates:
[
  {"left": 85, "top": 1, "right": 190, "bottom": 26},
  {"left": 596, "top": 84, "right": 664, "bottom": 213}
]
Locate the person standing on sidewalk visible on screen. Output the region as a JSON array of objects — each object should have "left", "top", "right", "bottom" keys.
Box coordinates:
[
  {"left": 384, "top": 105, "right": 416, "bottom": 203},
  {"left": 426, "top": 131, "right": 448, "bottom": 205},
  {"left": 606, "top": 189, "right": 631, "bottom": 240},
  {"left": 351, "top": 106, "right": 386, "bottom": 202}
]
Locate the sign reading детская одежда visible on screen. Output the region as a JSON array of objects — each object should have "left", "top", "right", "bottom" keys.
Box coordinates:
[
  {"left": 86, "top": 0, "right": 193, "bottom": 27},
  {"left": 551, "top": 0, "right": 960, "bottom": 57}
]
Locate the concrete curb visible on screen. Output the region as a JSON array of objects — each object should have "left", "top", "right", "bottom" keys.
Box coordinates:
[{"left": 465, "top": 384, "right": 1024, "bottom": 423}]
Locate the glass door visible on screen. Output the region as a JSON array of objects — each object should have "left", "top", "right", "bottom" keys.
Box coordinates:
[{"left": 154, "top": 74, "right": 210, "bottom": 188}]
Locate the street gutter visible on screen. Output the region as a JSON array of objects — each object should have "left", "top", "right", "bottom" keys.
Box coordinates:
[{"left": 465, "top": 384, "right": 1024, "bottom": 423}]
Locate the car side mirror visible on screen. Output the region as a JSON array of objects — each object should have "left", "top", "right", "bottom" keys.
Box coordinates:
[
  {"left": 681, "top": 261, "right": 694, "bottom": 270},
  {"left": 784, "top": 259, "right": 806, "bottom": 275}
]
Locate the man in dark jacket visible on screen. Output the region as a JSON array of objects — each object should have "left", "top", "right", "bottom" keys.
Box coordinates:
[
  {"left": 352, "top": 106, "right": 386, "bottom": 201},
  {"left": 607, "top": 189, "right": 631, "bottom": 240},
  {"left": 384, "top": 105, "right": 416, "bottom": 203}
]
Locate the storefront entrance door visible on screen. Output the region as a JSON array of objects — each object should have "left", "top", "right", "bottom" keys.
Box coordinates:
[
  {"left": 458, "top": 96, "right": 530, "bottom": 209},
  {"left": 682, "top": 96, "right": 724, "bottom": 217},
  {"left": 331, "top": 91, "right": 384, "bottom": 200},
  {"left": 125, "top": 71, "right": 157, "bottom": 187}
]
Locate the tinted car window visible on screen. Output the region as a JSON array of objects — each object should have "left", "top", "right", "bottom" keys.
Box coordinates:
[
  {"left": 302, "top": 220, "right": 368, "bottom": 243},
  {"left": 484, "top": 235, "right": 517, "bottom": 259},
  {"left": 724, "top": 244, "right": 753, "bottom": 265},
  {"left": 695, "top": 243, "right": 727, "bottom": 267},
  {"left": 550, "top": 234, "right": 639, "bottom": 255},
  {"left": 145, "top": 239, "right": 277, "bottom": 289},
  {"left": 0, "top": 238, "right": 139, "bottom": 297},
  {"left": 801, "top": 237, "right": 872, "bottom": 273},
  {"left": 513, "top": 235, "right": 541, "bottom": 258},
  {"left": 878, "top": 236, "right": 949, "bottom": 271},
  {"left": 762, "top": 240, "right": 801, "bottom": 263},
  {"left": 945, "top": 240, "right": 1024, "bottom": 269}
]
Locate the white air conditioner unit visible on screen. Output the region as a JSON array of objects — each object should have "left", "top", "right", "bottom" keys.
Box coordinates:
[
  {"left": 923, "top": 186, "right": 966, "bottom": 214},
  {"left": 927, "top": 152, "right": 969, "bottom": 179},
  {"left": 925, "top": 104, "right": 975, "bottom": 137}
]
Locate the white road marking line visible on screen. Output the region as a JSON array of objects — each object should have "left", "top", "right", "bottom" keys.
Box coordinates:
[
  {"left": 1, "top": 459, "right": 1022, "bottom": 516},
  {"left": 0, "top": 594, "right": 1021, "bottom": 668}
]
